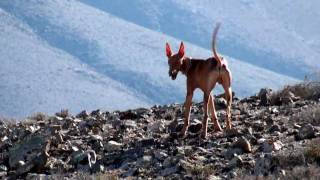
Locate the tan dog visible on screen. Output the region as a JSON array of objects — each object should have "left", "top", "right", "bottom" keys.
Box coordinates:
[{"left": 165, "top": 23, "right": 232, "bottom": 138}]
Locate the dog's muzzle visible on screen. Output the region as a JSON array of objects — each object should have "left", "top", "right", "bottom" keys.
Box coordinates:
[{"left": 169, "top": 70, "right": 178, "bottom": 80}]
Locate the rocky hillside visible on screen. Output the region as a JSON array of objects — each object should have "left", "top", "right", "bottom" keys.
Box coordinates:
[{"left": 0, "top": 83, "right": 320, "bottom": 179}]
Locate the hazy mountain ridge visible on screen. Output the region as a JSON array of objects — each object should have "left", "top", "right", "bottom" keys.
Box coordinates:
[
  {"left": 0, "top": 0, "right": 299, "bottom": 117},
  {"left": 79, "top": 0, "right": 320, "bottom": 78}
]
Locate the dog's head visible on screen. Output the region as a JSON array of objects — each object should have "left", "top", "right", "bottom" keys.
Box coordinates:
[{"left": 165, "top": 42, "right": 185, "bottom": 80}]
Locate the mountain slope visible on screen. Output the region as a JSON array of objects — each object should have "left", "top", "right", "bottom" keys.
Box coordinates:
[
  {"left": 0, "top": 0, "right": 298, "bottom": 117},
  {"left": 0, "top": 8, "right": 149, "bottom": 118},
  {"left": 79, "top": 0, "right": 320, "bottom": 79}
]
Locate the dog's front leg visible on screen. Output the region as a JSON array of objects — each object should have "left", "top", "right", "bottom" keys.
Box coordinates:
[{"left": 180, "top": 91, "right": 193, "bottom": 137}]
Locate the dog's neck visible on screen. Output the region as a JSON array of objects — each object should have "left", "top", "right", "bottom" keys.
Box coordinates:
[{"left": 180, "top": 57, "right": 192, "bottom": 75}]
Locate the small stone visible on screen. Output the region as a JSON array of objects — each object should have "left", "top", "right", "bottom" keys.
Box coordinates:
[
  {"left": 273, "top": 140, "right": 283, "bottom": 151},
  {"left": 232, "top": 137, "right": 252, "bottom": 153},
  {"left": 26, "top": 173, "right": 47, "bottom": 180},
  {"left": 261, "top": 140, "right": 283, "bottom": 152},
  {"left": 154, "top": 150, "right": 168, "bottom": 160},
  {"left": 268, "top": 124, "right": 281, "bottom": 133},
  {"left": 106, "top": 141, "right": 122, "bottom": 151},
  {"left": 92, "top": 163, "right": 104, "bottom": 173},
  {"left": 142, "top": 155, "right": 152, "bottom": 163},
  {"left": 293, "top": 123, "right": 301, "bottom": 129},
  {"left": 76, "top": 110, "right": 89, "bottom": 119},
  {"left": 258, "top": 88, "right": 272, "bottom": 106},
  {"left": 208, "top": 175, "right": 222, "bottom": 180},
  {"left": 228, "top": 155, "right": 243, "bottom": 169},
  {"left": 189, "top": 123, "right": 202, "bottom": 133},
  {"left": 0, "top": 165, "right": 7, "bottom": 172},
  {"left": 232, "top": 110, "right": 241, "bottom": 116},
  {"left": 261, "top": 142, "right": 273, "bottom": 153},
  {"left": 147, "top": 120, "right": 166, "bottom": 133},
  {"left": 123, "top": 120, "right": 137, "bottom": 128},
  {"left": 225, "top": 128, "right": 242, "bottom": 138},
  {"left": 257, "top": 138, "right": 266, "bottom": 144},
  {"left": 160, "top": 166, "right": 178, "bottom": 176},
  {"left": 295, "top": 124, "right": 316, "bottom": 140},
  {"left": 215, "top": 98, "right": 228, "bottom": 108}
]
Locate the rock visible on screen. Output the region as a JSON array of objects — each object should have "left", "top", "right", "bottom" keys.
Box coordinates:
[
  {"left": 232, "top": 137, "right": 252, "bottom": 153},
  {"left": 26, "top": 173, "right": 47, "bottom": 180},
  {"left": 140, "top": 155, "right": 152, "bottom": 165},
  {"left": 215, "top": 98, "right": 228, "bottom": 108},
  {"left": 76, "top": 110, "right": 89, "bottom": 119},
  {"left": 258, "top": 88, "right": 272, "bottom": 106},
  {"left": 252, "top": 120, "right": 266, "bottom": 132},
  {"left": 71, "top": 150, "right": 96, "bottom": 169},
  {"left": 232, "top": 109, "right": 241, "bottom": 116},
  {"left": 0, "top": 165, "right": 7, "bottom": 172},
  {"left": 154, "top": 150, "right": 168, "bottom": 161},
  {"left": 224, "top": 128, "right": 242, "bottom": 138},
  {"left": 261, "top": 141, "right": 273, "bottom": 153},
  {"left": 147, "top": 120, "right": 166, "bottom": 133},
  {"left": 106, "top": 141, "right": 122, "bottom": 151},
  {"left": 137, "top": 138, "right": 156, "bottom": 147},
  {"left": 91, "top": 162, "right": 105, "bottom": 173},
  {"left": 123, "top": 120, "right": 137, "bottom": 129},
  {"left": 90, "top": 109, "right": 102, "bottom": 117},
  {"left": 257, "top": 138, "right": 266, "bottom": 144},
  {"left": 268, "top": 124, "right": 281, "bottom": 133},
  {"left": 228, "top": 155, "right": 243, "bottom": 169},
  {"left": 189, "top": 123, "right": 202, "bottom": 133},
  {"left": 254, "top": 154, "right": 273, "bottom": 176},
  {"left": 224, "top": 148, "right": 245, "bottom": 160},
  {"left": 208, "top": 175, "right": 222, "bottom": 180},
  {"left": 261, "top": 140, "right": 283, "bottom": 153},
  {"left": 295, "top": 124, "right": 316, "bottom": 140},
  {"left": 9, "top": 135, "right": 47, "bottom": 168},
  {"left": 160, "top": 166, "right": 178, "bottom": 176},
  {"left": 273, "top": 140, "right": 283, "bottom": 151},
  {"left": 120, "top": 110, "right": 140, "bottom": 120},
  {"left": 282, "top": 91, "right": 298, "bottom": 104}
]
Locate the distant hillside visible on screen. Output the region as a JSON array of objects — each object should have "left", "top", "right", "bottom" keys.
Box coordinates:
[{"left": 0, "top": 9, "right": 149, "bottom": 118}]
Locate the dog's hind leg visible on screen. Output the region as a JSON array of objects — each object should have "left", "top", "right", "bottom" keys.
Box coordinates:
[
  {"left": 223, "top": 85, "right": 232, "bottom": 129},
  {"left": 201, "top": 92, "right": 210, "bottom": 138},
  {"left": 209, "top": 94, "right": 222, "bottom": 132}
]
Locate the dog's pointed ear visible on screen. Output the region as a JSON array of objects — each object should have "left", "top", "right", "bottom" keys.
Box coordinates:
[
  {"left": 178, "top": 41, "right": 185, "bottom": 58},
  {"left": 166, "top": 42, "right": 172, "bottom": 58}
]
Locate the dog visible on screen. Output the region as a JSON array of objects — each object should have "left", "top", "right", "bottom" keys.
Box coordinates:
[{"left": 165, "top": 23, "right": 232, "bottom": 138}]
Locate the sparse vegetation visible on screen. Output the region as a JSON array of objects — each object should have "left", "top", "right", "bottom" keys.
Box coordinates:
[
  {"left": 291, "top": 104, "right": 320, "bottom": 126},
  {"left": 238, "top": 165, "right": 320, "bottom": 180},
  {"left": 184, "top": 164, "right": 215, "bottom": 179},
  {"left": 29, "top": 112, "right": 47, "bottom": 121},
  {"left": 55, "top": 109, "right": 69, "bottom": 118},
  {"left": 305, "top": 138, "right": 320, "bottom": 165},
  {"left": 272, "top": 81, "right": 320, "bottom": 104}
]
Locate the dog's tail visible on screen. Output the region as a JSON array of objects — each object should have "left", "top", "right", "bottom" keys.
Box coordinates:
[{"left": 212, "top": 23, "right": 222, "bottom": 67}]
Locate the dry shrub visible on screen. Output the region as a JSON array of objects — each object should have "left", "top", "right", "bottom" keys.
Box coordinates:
[
  {"left": 284, "top": 165, "right": 320, "bottom": 180},
  {"left": 272, "top": 81, "right": 320, "bottom": 103},
  {"left": 55, "top": 109, "right": 69, "bottom": 118},
  {"left": 290, "top": 104, "right": 320, "bottom": 126},
  {"left": 29, "top": 112, "right": 47, "bottom": 121},
  {"left": 184, "top": 164, "right": 215, "bottom": 179},
  {"left": 237, "top": 165, "right": 320, "bottom": 180},
  {"left": 50, "top": 172, "right": 119, "bottom": 180},
  {"left": 305, "top": 138, "right": 320, "bottom": 165}
]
